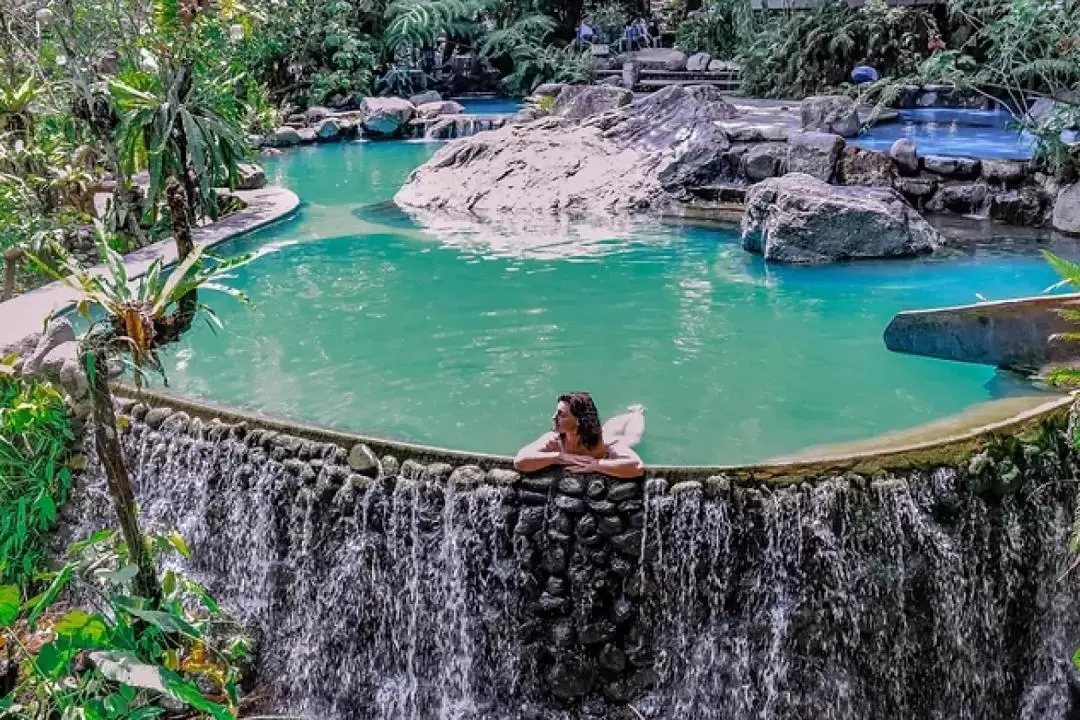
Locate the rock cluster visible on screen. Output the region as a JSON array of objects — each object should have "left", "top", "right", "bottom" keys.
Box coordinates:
[{"left": 742, "top": 173, "right": 941, "bottom": 263}]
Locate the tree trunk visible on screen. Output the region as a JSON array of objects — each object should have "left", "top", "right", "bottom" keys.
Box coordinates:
[
  {"left": 165, "top": 176, "right": 197, "bottom": 336},
  {"left": 81, "top": 344, "right": 161, "bottom": 604}
]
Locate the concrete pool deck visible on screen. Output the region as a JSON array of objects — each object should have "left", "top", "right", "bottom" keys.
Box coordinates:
[{"left": 0, "top": 185, "right": 300, "bottom": 353}]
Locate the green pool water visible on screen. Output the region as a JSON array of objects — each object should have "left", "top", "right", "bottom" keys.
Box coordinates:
[{"left": 157, "top": 141, "right": 1067, "bottom": 465}]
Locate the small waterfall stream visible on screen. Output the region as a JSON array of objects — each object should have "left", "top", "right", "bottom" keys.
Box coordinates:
[{"left": 69, "top": 401, "right": 1080, "bottom": 719}]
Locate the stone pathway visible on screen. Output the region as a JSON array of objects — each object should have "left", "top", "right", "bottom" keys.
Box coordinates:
[{"left": 0, "top": 185, "right": 300, "bottom": 352}]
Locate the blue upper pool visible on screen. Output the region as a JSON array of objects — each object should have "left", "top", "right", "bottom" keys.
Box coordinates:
[{"left": 852, "top": 108, "right": 1036, "bottom": 160}]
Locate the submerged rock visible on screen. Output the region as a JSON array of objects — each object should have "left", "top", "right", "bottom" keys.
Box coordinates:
[
  {"left": 395, "top": 84, "right": 739, "bottom": 217},
  {"left": 741, "top": 173, "right": 941, "bottom": 263}
]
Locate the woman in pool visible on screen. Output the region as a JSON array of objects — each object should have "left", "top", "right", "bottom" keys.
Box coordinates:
[{"left": 514, "top": 392, "right": 645, "bottom": 478}]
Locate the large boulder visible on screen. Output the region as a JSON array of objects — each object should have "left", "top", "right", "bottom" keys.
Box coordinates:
[
  {"left": 786, "top": 131, "right": 844, "bottom": 182},
  {"left": 304, "top": 105, "right": 332, "bottom": 124},
  {"left": 416, "top": 100, "right": 466, "bottom": 118},
  {"left": 1053, "top": 183, "right": 1080, "bottom": 234},
  {"left": 395, "top": 85, "right": 740, "bottom": 216},
  {"left": 800, "top": 95, "right": 860, "bottom": 137},
  {"left": 741, "top": 143, "right": 786, "bottom": 182},
  {"left": 686, "top": 52, "right": 711, "bottom": 72},
  {"left": 359, "top": 97, "right": 416, "bottom": 137},
  {"left": 314, "top": 118, "right": 342, "bottom": 140},
  {"left": 741, "top": 173, "right": 941, "bottom": 263},
  {"left": 552, "top": 85, "right": 634, "bottom": 121},
  {"left": 262, "top": 126, "right": 302, "bottom": 148},
  {"left": 236, "top": 163, "right": 266, "bottom": 190},
  {"left": 532, "top": 83, "right": 565, "bottom": 98}
]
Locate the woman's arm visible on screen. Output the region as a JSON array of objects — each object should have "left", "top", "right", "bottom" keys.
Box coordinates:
[
  {"left": 568, "top": 443, "right": 645, "bottom": 479},
  {"left": 514, "top": 433, "right": 564, "bottom": 473}
]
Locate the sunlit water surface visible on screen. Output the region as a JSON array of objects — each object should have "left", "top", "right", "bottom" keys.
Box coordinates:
[{"left": 154, "top": 141, "right": 1068, "bottom": 464}]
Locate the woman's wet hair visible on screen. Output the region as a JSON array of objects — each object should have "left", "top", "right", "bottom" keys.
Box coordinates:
[{"left": 558, "top": 392, "right": 603, "bottom": 450}]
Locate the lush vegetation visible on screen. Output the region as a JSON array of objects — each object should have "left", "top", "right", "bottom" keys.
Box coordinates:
[
  {"left": 0, "top": 529, "right": 250, "bottom": 719},
  {"left": 0, "top": 372, "right": 74, "bottom": 590}
]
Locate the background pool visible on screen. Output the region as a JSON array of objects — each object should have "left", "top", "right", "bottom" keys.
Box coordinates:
[
  {"left": 153, "top": 141, "right": 1069, "bottom": 464},
  {"left": 852, "top": 108, "right": 1035, "bottom": 160}
]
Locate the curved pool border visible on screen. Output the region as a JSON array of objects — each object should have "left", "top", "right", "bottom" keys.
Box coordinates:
[
  {"left": 115, "top": 384, "right": 1076, "bottom": 483},
  {"left": 0, "top": 185, "right": 301, "bottom": 352}
]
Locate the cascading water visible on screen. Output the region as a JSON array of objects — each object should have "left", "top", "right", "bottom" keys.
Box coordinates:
[{"left": 69, "top": 399, "right": 1080, "bottom": 720}]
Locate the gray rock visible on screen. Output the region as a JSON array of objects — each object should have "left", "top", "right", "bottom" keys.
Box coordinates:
[
  {"left": 708, "top": 59, "right": 739, "bottom": 72},
  {"left": 381, "top": 455, "right": 400, "bottom": 477},
  {"left": 304, "top": 105, "right": 331, "bottom": 124},
  {"left": 929, "top": 182, "right": 989, "bottom": 215},
  {"left": 617, "top": 48, "right": 688, "bottom": 71},
  {"left": 396, "top": 84, "right": 739, "bottom": 217},
  {"left": 1053, "top": 183, "right": 1080, "bottom": 234},
  {"left": 897, "top": 176, "right": 938, "bottom": 203},
  {"left": 741, "top": 143, "right": 786, "bottom": 182},
  {"left": 587, "top": 479, "right": 608, "bottom": 499},
  {"left": 644, "top": 477, "right": 668, "bottom": 496},
  {"left": 670, "top": 480, "right": 703, "bottom": 494},
  {"left": 347, "top": 443, "right": 379, "bottom": 476},
  {"left": 608, "top": 481, "right": 642, "bottom": 503},
  {"left": 982, "top": 159, "right": 1027, "bottom": 184},
  {"left": 800, "top": 95, "right": 860, "bottom": 137},
  {"left": 517, "top": 506, "right": 546, "bottom": 535},
  {"left": 547, "top": 658, "right": 596, "bottom": 700},
  {"left": 552, "top": 85, "right": 633, "bottom": 121},
  {"left": 576, "top": 514, "right": 598, "bottom": 537},
  {"left": 144, "top": 407, "right": 173, "bottom": 430},
  {"left": 486, "top": 468, "right": 520, "bottom": 485},
  {"left": 24, "top": 319, "right": 76, "bottom": 375},
  {"left": 557, "top": 476, "right": 586, "bottom": 496},
  {"left": 923, "top": 155, "right": 981, "bottom": 178},
  {"left": 587, "top": 499, "right": 617, "bottom": 514},
  {"left": 554, "top": 495, "right": 587, "bottom": 513},
  {"left": 359, "top": 96, "right": 416, "bottom": 137},
  {"left": 742, "top": 173, "right": 941, "bottom": 263},
  {"left": 598, "top": 515, "right": 624, "bottom": 536},
  {"left": 686, "top": 52, "right": 712, "bottom": 72},
  {"left": 416, "top": 100, "right": 465, "bottom": 119},
  {"left": 421, "top": 462, "right": 453, "bottom": 482},
  {"left": 523, "top": 476, "right": 554, "bottom": 492},
  {"left": 296, "top": 128, "right": 317, "bottom": 143},
  {"left": 263, "top": 126, "right": 301, "bottom": 148},
  {"left": 611, "top": 529, "right": 643, "bottom": 557},
  {"left": 600, "top": 75, "right": 623, "bottom": 87},
  {"left": 889, "top": 138, "right": 919, "bottom": 175},
  {"left": 531, "top": 83, "right": 565, "bottom": 98},
  {"left": 236, "top": 163, "right": 266, "bottom": 190},
  {"left": 409, "top": 90, "right": 442, "bottom": 106},
  {"left": 786, "top": 131, "right": 844, "bottom": 182},
  {"left": 449, "top": 465, "right": 485, "bottom": 486},
  {"left": 314, "top": 118, "right": 341, "bottom": 140},
  {"left": 513, "top": 107, "right": 543, "bottom": 123},
  {"left": 990, "top": 187, "right": 1047, "bottom": 226},
  {"left": 599, "top": 644, "right": 627, "bottom": 672},
  {"left": 838, "top": 146, "right": 896, "bottom": 187}
]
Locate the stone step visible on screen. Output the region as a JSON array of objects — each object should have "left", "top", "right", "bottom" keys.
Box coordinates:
[
  {"left": 595, "top": 68, "right": 741, "bottom": 81},
  {"left": 636, "top": 79, "right": 742, "bottom": 90}
]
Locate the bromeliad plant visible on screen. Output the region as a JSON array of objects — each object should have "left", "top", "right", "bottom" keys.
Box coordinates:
[
  {"left": 30, "top": 221, "right": 252, "bottom": 604},
  {"left": 0, "top": 529, "right": 250, "bottom": 719}
]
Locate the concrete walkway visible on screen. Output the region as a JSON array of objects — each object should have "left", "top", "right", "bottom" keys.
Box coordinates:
[{"left": 0, "top": 185, "right": 300, "bottom": 352}]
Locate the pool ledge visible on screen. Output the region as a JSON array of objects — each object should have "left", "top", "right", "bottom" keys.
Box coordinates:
[
  {"left": 113, "top": 385, "right": 1077, "bottom": 485},
  {"left": 0, "top": 184, "right": 301, "bottom": 353}
]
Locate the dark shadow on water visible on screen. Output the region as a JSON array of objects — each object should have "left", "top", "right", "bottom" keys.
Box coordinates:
[{"left": 353, "top": 200, "right": 425, "bottom": 230}]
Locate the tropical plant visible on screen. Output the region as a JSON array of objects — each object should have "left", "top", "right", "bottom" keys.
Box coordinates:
[
  {"left": 111, "top": 62, "right": 248, "bottom": 224},
  {"left": 30, "top": 222, "right": 252, "bottom": 602},
  {"left": 382, "top": 0, "right": 490, "bottom": 58},
  {"left": 0, "top": 371, "right": 74, "bottom": 590},
  {"left": 0, "top": 529, "right": 250, "bottom": 718},
  {"left": 675, "top": 0, "right": 749, "bottom": 59},
  {"left": 480, "top": 13, "right": 594, "bottom": 94},
  {"left": 1040, "top": 251, "right": 1080, "bottom": 387}
]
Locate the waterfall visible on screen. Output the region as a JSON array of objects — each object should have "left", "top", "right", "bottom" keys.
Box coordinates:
[{"left": 67, "top": 400, "right": 1080, "bottom": 720}]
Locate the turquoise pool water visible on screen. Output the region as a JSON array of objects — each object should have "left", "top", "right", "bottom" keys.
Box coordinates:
[
  {"left": 852, "top": 108, "right": 1035, "bottom": 160},
  {"left": 156, "top": 141, "right": 1068, "bottom": 464}
]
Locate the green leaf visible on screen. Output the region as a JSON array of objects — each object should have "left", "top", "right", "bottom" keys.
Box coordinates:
[
  {"left": 103, "top": 564, "right": 140, "bottom": 585},
  {"left": 0, "top": 584, "right": 20, "bottom": 627},
  {"left": 166, "top": 531, "right": 191, "bottom": 559},
  {"left": 68, "top": 529, "right": 117, "bottom": 555},
  {"left": 54, "top": 609, "right": 109, "bottom": 647},
  {"left": 161, "top": 669, "right": 234, "bottom": 720},
  {"left": 113, "top": 596, "right": 200, "bottom": 638},
  {"left": 28, "top": 564, "right": 74, "bottom": 629}
]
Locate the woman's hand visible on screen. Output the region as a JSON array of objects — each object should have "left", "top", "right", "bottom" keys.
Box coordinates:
[{"left": 564, "top": 456, "right": 600, "bottom": 473}]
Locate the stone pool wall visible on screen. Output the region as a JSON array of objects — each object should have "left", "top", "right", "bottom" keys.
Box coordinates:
[
  {"left": 683, "top": 133, "right": 1056, "bottom": 229},
  {"left": 66, "top": 392, "right": 1080, "bottom": 720}
]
